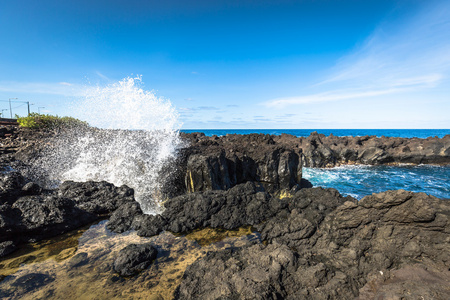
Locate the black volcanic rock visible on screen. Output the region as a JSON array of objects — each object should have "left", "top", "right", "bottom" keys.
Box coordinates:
[
  {"left": 0, "top": 170, "right": 136, "bottom": 257},
  {"left": 0, "top": 170, "right": 26, "bottom": 205},
  {"left": 174, "top": 133, "right": 303, "bottom": 195},
  {"left": 178, "top": 132, "right": 450, "bottom": 172},
  {"left": 2, "top": 126, "right": 450, "bottom": 298},
  {"left": 159, "top": 132, "right": 450, "bottom": 197},
  {"left": 175, "top": 243, "right": 356, "bottom": 300},
  {"left": 109, "top": 182, "right": 288, "bottom": 236},
  {"left": 114, "top": 243, "right": 158, "bottom": 276},
  {"left": 108, "top": 183, "right": 350, "bottom": 243},
  {"left": 0, "top": 241, "right": 16, "bottom": 257},
  {"left": 57, "top": 180, "right": 135, "bottom": 215},
  {"left": 106, "top": 201, "right": 144, "bottom": 233},
  {"left": 10, "top": 194, "right": 96, "bottom": 241},
  {"left": 175, "top": 190, "right": 450, "bottom": 300},
  {"left": 255, "top": 187, "right": 352, "bottom": 249}
]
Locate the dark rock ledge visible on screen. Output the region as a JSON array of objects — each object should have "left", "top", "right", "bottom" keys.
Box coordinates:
[
  {"left": 0, "top": 170, "right": 135, "bottom": 258},
  {"left": 179, "top": 131, "right": 450, "bottom": 168},
  {"left": 106, "top": 181, "right": 450, "bottom": 299},
  {"left": 172, "top": 188, "right": 450, "bottom": 300},
  {"left": 1, "top": 126, "right": 449, "bottom": 299}
]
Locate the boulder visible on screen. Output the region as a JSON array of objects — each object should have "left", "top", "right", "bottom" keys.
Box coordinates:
[
  {"left": 0, "top": 172, "right": 136, "bottom": 257},
  {"left": 172, "top": 133, "right": 303, "bottom": 195},
  {"left": 114, "top": 243, "right": 158, "bottom": 276}
]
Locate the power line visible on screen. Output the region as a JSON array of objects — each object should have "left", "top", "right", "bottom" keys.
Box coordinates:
[
  {"left": 12, "top": 103, "right": 26, "bottom": 109},
  {"left": 0, "top": 99, "right": 28, "bottom": 103},
  {"left": 0, "top": 99, "right": 35, "bottom": 117}
]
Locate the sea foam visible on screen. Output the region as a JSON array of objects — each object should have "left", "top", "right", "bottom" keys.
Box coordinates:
[{"left": 32, "top": 76, "right": 182, "bottom": 214}]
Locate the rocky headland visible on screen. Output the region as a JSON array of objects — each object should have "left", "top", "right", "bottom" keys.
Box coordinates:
[{"left": 1, "top": 125, "right": 449, "bottom": 299}]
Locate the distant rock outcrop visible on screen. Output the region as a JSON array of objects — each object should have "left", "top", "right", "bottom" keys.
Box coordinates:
[
  {"left": 179, "top": 131, "right": 450, "bottom": 170},
  {"left": 160, "top": 132, "right": 450, "bottom": 197}
]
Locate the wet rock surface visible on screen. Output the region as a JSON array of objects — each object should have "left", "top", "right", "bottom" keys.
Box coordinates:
[
  {"left": 1, "top": 126, "right": 450, "bottom": 299},
  {"left": 108, "top": 181, "right": 339, "bottom": 238},
  {"left": 114, "top": 243, "right": 158, "bottom": 276},
  {"left": 175, "top": 190, "right": 450, "bottom": 300},
  {"left": 104, "top": 178, "right": 450, "bottom": 299},
  {"left": 0, "top": 170, "right": 135, "bottom": 258},
  {"left": 0, "top": 273, "right": 55, "bottom": 298}
]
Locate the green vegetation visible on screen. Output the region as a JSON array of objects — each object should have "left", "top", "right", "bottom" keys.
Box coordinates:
[{"left": 16, "top": 113, "right": 88, "bottom": 129}]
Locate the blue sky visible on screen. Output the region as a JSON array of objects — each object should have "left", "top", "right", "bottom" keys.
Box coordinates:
[{"left": 0, "top": 0, "right": 449, "bottom": 129}]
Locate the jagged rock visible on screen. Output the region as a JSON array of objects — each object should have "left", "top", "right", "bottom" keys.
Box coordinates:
[
  {"left": 58, "top": 181, "right": 135, "bottom": 214},
  {"left": 114, "top": 243, "right": 158, "bottom": 276},
  {"left": 0, "top": 241, "right": 16, "bottom": 257},
  {"left": 174, "top": 190, "right": 450, "bottom": 299},
  {"left": 106, "top": 201, "right": 143, "bottom": 233},
  {"left": 357, "top": 265, "right": 450, "bottom": 300},
  {"left": 0, "top": 173, "right": 136, "bottom": 257},
  {"left": 256, "top": 187, "right": 352, "bottom": 248},
  {"left": 178, "top": 132, "right": 450, "bottom": 170},
  {"left": 132, "top": 214, "right": 166, "bottom": 237},
  {"left": 10, "top": 194, "right": 96, "bottom": 241},
  {"left": 170, "top": 133, "right": 304, "bottom": 195},
  {"left": 108, "top": 182, "right": 292, "bottom": 236},
  {"left": 21, "top": 182, "right": 42, "bottom": 195},
  {"left": 0, "top": 170, "right": 26, "bottom": 204},
  {"left": 175, "top": 243, "right": 355, "bottom": 300}
]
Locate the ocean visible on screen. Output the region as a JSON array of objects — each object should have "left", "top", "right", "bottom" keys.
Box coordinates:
[
  {"left": 181, "top": 129, "right": 450, "bottom": 200},
  {"left": 181, "top": 129, "right": 450, "bottom": 139}
]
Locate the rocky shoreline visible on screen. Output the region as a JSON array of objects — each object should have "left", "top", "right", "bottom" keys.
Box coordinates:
[{"left": 1, "top": 126, "right": 449, "bottom": 299}]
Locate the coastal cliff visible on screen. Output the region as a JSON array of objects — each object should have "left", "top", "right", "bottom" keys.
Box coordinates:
[
  {"left": 162, "top": 131, "right": 450, "bottom": 197},
  {"left": 180, "top": 131, "right": 450, "bottom": 169}
]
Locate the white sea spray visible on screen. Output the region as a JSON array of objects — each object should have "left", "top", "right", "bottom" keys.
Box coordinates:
[{"left": 31, "top": 76, "right": 182, "bottom": 214}]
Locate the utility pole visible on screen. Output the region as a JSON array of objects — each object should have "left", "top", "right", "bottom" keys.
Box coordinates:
[
  {"left": 27, "top": 101, "right": 30, "bottom": 115},
  {"left": 9, "top": 98, "right": 17, "bottom": 119}
]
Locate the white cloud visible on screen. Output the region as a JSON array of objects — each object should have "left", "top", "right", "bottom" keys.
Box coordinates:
[
  {"left": 264, "top": 1, "right": 450, "bottom": 108},
  {"left": 0, "top": 81, "right": 85, "bottom": 96},
  {"left": 96, "top": 71, "right": 111, "bottom": 81}
]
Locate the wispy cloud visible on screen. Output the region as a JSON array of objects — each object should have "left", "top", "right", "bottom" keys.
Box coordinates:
[
  {"left": 96, "top": 71, "right": 111, "bottom": 81},
  {"left": 0, "top": 81, "right": 85, "bottom": 96},
  {"left": 267, "top": 87, "right": 410, "bottom": 107},
  {"left": 196, "top": 106, "right": 221, "bottom": 111},
  {"left": 264, "top": 1, "right": 450, "bottom": 108},
  {"left": 274, "top": 113, "right": 297, "bottom": 119}
]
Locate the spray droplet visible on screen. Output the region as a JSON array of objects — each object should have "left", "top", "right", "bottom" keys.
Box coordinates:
[{"left": 31, "top": 77, "right": 182, "bottom": 214}]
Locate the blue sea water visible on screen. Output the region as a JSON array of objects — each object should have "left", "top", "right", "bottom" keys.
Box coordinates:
[
  {"left": 181, "top": 129, "right": 450, "bottom": 199},
  {"left": 303, "top": 165, "right": 450, "bottom": 200},
  {"left": 181, "top": 129, "right": 450, "bottom": 139}
]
